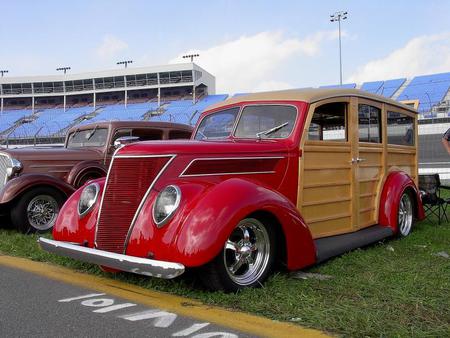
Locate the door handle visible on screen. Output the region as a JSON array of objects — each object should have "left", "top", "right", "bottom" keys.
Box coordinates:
[{"left": 349, "top": 157, "right": 366, "bottom": 164}]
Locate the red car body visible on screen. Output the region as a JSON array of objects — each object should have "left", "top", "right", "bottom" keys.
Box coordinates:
[{"left": 40, "top": 89, "right": 424, "bottom": 291}]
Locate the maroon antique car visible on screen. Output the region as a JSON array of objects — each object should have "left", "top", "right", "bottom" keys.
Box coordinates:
[
  {"left": 40, "top": 89, "right": 424, "bottom": 291},
  {"left": 0, "top": 121, "right": 192, "bottom": 232}
]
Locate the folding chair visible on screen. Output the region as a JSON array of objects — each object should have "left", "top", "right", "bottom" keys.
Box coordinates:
[{"left": 418, "top": 174, "right": 450, "bottom": 225}]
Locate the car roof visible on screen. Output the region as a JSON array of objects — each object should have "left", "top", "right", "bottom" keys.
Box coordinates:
[
  {"left": 68, "top": 120, "right": 193, "bottom": 134},
  {"left": 207, "top": 88, "right": 417, "bottom": 114}
]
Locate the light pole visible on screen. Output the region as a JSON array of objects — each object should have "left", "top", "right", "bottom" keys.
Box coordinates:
[
  {"left": 117, "top": 60, "right": 133, "bottom": 68},
  {"left": 182, "top": 54, "right": 199, "bottom": 63},
  {"left": 0, "top": 70, "right": 8, "bottom": 77},
  {"left": 56, "top": 66, "right": 71, "bottom": 74},
  {"left": 56, "top": 67, "right": 70, "bottom": 112},
  {"left": 0, "top": 70, "right": 6, "bottom": 115},
  {"left": 330, "top": 11, "right": 348, "bottom": 85}
]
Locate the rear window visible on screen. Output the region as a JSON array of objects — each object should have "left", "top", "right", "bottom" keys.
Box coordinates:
[{"left": 387, "top": 111, "right": 415, "bottom": 146}]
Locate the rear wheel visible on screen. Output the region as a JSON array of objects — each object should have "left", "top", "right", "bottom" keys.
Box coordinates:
[
  {"left": 397, "top": 192, "right": 414, "bottom": 237},
  {"left": 11, "top": 187, "right": 65, "bottom": 233},
  {"left": 200, "top": 217, "right": 276, "bottom": 292}
]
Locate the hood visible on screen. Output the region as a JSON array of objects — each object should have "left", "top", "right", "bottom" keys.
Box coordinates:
[
  {"left": 117, "top": 139, "right": 290, "bottom": 157},
  {"left": 0, "top": 146, "right": 100, "bottom": 162}
]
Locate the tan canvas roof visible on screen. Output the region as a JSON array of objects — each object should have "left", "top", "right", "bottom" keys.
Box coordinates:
[{"left": 208, "top": 88, "right": 417, "bottom": 113}]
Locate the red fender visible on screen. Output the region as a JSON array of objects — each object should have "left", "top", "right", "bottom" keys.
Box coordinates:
[
  {"left": 0, "top": 174, "right": 76, "bottom": 204},
  {"left": 170, "top": 178, "right": 316, "bottom": 269},
  {"left": 378, "top": 171, "right": 425, "bottom": 234},
  {"left": 52, "top": 178, "right": 106, "bottom": 246},
  {"left": 66, "top": 161, "right": 107, "bottom": 187}
]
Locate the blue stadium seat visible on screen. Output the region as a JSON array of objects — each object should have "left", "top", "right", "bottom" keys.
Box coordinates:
[
  {"left": 398, "top": 72, "right": 450, "bottom": 112},
  {"left": 361, "top": 78, "right": 405, "bottom": 97}
]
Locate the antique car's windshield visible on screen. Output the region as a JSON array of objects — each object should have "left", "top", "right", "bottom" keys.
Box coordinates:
[
  {"left": 67, "top": 128, "right": 108, "bottom": 148},
  {"left": 194, "top": 107, "right": 240, "bottom": 140},
  {"left": 234, "top": 105, "right": 297, "bottom": 139}
]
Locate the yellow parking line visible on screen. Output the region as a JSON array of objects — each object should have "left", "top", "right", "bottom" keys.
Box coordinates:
[{"left": 0, "top": 255, "right": 330, "bottom": 338}]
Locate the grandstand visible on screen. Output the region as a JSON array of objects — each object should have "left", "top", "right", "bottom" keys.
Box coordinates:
[{"left": 1, "top": 65, "right": 450, "bottom": 149}]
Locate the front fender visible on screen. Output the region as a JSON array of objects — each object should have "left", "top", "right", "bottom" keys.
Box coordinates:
[
  {"left": 171, "top": 178, "right": 316, "bottom": 269},
  {"left": 52, "top": 178, "right": 106, "bottom": 246},
  {"left": 0, "top": 174, "right": 76, "bottom": 204},
  {"left": 66, "top": 161, "right": 107, "bottom": 187},
  {"left": 379, "top": 171, "right": 425, "bottom": 233}
]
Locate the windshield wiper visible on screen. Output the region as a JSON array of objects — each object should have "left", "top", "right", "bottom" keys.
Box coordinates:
[
  {"left": 256, "top": 122, "right": 289, "bottom": 139},
  {"left": 87, "top": 125, "right": 99, "bottom": 141}
]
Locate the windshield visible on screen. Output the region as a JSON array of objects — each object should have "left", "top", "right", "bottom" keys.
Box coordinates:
[
  {"left": 67, "top": 128, "right": 108, "bottom": 148},
  {"left": 234, "top": 105, "right": 297, "bottom": 139},
  {"left": 194, "top": 107, "right": 240, "bottom": 140}
]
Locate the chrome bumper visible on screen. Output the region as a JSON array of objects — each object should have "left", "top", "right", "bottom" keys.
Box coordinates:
[{"left": 38, "top": 237, "right": 185, "bottom": 279}]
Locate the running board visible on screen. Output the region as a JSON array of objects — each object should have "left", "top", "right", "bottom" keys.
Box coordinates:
[{"left": 314, "top": 225, "right": 393, "bottom": 263}]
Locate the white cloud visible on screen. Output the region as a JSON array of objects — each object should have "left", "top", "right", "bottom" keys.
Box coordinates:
[
  {"left": 169, "top": 30, "right": 340, "bottom": 93},
  {"left": 95, "top": 35, "right": 128, "bottom": 59},
  {"left": 347, "top": 33, "right": 450, "bottom": 83}
]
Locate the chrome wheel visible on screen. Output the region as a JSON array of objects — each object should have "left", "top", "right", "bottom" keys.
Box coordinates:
[
  {"left": 398, "top": 193, "right": 413, "bottom": 236},
  {"left": 27, "top": 195, "right": 60, "bottom": 231},
  {"left": 223, "top": 219, "right": 271, "bottom": 286}
]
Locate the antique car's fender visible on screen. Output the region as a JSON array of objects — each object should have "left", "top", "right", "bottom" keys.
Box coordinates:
[
  {"left": 52, "top": 178, "right": 105, "bottom": 245},
  {"left": 378, "top": 171, "right": 425, "bottom": 233},
  {"left": 66, "top": 160, "right": 107, "bottom": 188},
  {"left": 0, "top": 173, "right": 76, "bottom": 204},
  {"left": 159, "top": 178, "right": 316, "bottom": 270}
]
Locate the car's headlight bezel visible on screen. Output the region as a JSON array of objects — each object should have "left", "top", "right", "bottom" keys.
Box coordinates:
[
  {"left": 6, "top": 158, "right": 23, "bottom": 177},
  {"left": 77, "top": 182, "right": 100, "bottom": 218},
  {"left": 152, "top": 185, "right": 181, "bottom": 228}
]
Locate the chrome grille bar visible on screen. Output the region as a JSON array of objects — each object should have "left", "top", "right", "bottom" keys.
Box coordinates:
[{"left": 0, "top": 153, "right": 11, "bottom": 190}]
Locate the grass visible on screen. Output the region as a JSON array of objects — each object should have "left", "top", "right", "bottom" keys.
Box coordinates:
[{"left": 0, "top": 219, "right": 449, "bottom": 337}]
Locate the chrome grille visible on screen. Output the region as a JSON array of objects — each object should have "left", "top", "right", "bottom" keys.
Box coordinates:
[
  {"left": 95, "top": 155, "right": 173, "bottom": 254},
  {"left": 0, "top": 154, "right": 10, "bottom": 190}
]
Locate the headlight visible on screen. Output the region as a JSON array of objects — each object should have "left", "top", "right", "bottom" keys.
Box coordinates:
[
  {"left": 78, "top": 183, "right": 100, "bottom": 217},
  {"left": 152, "top": 185, "right": 181, "bottom": 227},
  {"left": 6, "top": 158, "right": 23, "bottom": 177}
]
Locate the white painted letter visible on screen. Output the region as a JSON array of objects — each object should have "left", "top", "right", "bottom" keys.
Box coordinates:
[
  {"left": 81, "top": 298, "right": 115, "bottom": 307},
  {"left": 120, "top": 310, "right": 177, "bottom": 328},
  {"left": 173, "top": 323, "right": 210, "bottom": 336},
  {"left": 93, "top": 303, "right": 137, "bottom": 313},
  {"left": 58, "top": 293, "right": 106, "bottom": 302}
]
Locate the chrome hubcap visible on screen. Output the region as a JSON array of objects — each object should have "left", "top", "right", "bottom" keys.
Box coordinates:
[
  {"left": 224, "top": 220, "right": 270, "bottom": 286},
  {"left": 27, "top": 195, "right": 59, "bottom": 231},
  {"left": 398, "top": 194, "right": 413, "bottom": 236}
]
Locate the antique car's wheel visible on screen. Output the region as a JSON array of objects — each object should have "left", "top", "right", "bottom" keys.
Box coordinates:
[
  {"left": 11, "top": 187, "right": 65, "bottom": 233},
  {"left": 397, "top": 192, "right": 414, "bottom": 237},
  {"left": 200, "top": 218, "right": 276, "bottom": 292}
]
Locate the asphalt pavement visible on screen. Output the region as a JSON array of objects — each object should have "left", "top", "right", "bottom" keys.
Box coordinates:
[{"left": 0, "top": 264, "right": 251, "bottom": 338}]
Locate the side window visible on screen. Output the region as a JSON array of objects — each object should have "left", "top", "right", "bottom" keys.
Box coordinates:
[
  {"left": 308, "top": 102, "right": 347, "bottom": 141},
  {"left": 169, "top": 130, "right": 192, "bottom": 139},
  {"left": 132, "top": 128, "right": 163, "bottom": 141},
  {"left": 358, "top": 104, "right": 381, "bottom": 143},
  {"left": 112, "top": 129, "right": 132, "bottom": 143},
  {"left": 387, "top": 111, "right": 415, "bottom": 146}
]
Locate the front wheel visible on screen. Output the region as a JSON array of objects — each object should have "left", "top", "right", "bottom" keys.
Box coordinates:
[
  {"left": 11, "top": 187, "right": 65, "bottom": 234},
  {"left": 397, "top": 191, "right": 414, "bottom": 237},
  {"left": 200, "top": 218, "right": 276, "bottom": 292}
]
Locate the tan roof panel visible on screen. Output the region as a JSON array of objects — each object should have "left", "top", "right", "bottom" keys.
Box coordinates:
[{"left": 207, "top": 88, "right": 417, "bottom": 113}]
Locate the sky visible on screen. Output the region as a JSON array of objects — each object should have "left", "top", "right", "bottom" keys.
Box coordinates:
[{"left": 0, "top": 0, "right": 449, "bottom": 94}]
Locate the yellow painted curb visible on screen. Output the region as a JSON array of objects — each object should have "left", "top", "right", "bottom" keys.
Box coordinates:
[{"left": 0, "top": 255, "right": 330, "bottom": 338}]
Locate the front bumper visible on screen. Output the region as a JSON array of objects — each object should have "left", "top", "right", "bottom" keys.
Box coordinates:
[{"left": 38, "top": 237, "right": 185, "bottom": 279}]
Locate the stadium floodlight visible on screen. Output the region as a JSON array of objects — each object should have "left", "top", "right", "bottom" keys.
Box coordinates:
[
  {"left": 182, "top": 54, "right": 199, "bottom": 63},
  {"left": 56, "top": 67, "right": 71, "bottom": 74},
  {"left": 0, "top": 70, "right": 9, "bottom": 77},
  {"left": 117, "top": 60, "right": 133, "bottom": 68},
  {"left": 330, "top": 11, "right": 348, "bottom": 85}
]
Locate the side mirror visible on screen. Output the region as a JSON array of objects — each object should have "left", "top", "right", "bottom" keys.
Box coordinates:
[{"left": 114, "top": 136, "right": 140, "bottom": 149}]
